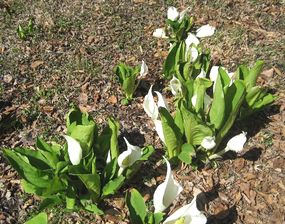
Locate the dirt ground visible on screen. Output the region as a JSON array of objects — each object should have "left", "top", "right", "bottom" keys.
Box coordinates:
[{"left": 0, "top": 0, "right": 284, "bottom": 223}]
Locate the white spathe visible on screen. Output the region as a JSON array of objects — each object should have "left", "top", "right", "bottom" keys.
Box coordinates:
[
  {"left": 169, "top": 76, "right": 182, "bottom": 96},
  {"left": 185, "top": 33, "right": 200, "bottom": 47},
  {"left": 225, "top": 131, "right": 247, "bottom": 153},
  {"left": 154, "top": 119, "right": 166, "bottom": 144},
  {"left": 167, "top": 6, "right": 180, "bottom": 21},
  {"left": 196, "top": 24, "right": 215, "bottom": 38},
  {"left": 191, "top": 93, "right": 212, "bottom": 111},
  {"left": 143, "top": 86, "right": 168, "bottom": 120},
  {"left": 143, "top": 85, "right": 159, "bottom": 120},
  {"left": 153, "top": 157, "right": 183, "bottom": 213},
  {"left": 197, "top": 69, "right": 206, "bottom": 79},
  {"left": 140, "top": 60, "right": 148, "bottom": 77},
  {"left": 153, "top": 28, "right": 168, "bottom": 39},
  {"left": 190, "top": 47, "right": 199, "bottom": 62},
  {"left": 117, "top": 137, "right": 142, "bottom": 172},
  {"left": 64, "top": 135, "right": 82, "bottom": 165},
  {"left": 201, "top": 136, "right": 216, "bottom": 150},
  {"left": 163, "top": 197, "right": 207, "bottom": 224}
]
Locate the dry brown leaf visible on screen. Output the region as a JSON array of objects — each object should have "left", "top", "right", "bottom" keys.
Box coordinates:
[
  {"left": 42, "top": 106, "right": 54, "bottom": 113},
  {"left": 31, "top": 60, "right": 44, "bottom": 69},
  {"left": 107, "top": 95, "right": 117, "bottom": 104},
  {"left": 79, "top": 93, "right": 88, "bottom": 105}
]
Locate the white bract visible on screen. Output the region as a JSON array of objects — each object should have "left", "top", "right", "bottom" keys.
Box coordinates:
[
  {"left": 169, "top": 76, "right": 182, "bottom": 96},
  {"left": 197, "top": 69, "right": 206, "bottom": 79},
  {"left": 196, "top": 24, "right": 216, "bottom": 38},
  {"left": 153, "top": 157, "right": 183, "bottom": 212},
  {"left": 140, "top": 60, "right": 148, "bottom": 77},
  {"left": 191, "top": 93, "right": 212, "bottom": 111},
  {"left": 201, "top": 136, "right": 216, "bottom": 150},
  {"left": 117, "top": 138, "right": 142, "bottom": 174},
  {"left": 154, "top": 119, "right": 165, "bottom": 144},
  {"left": 143, "top": 85, "right": 169, "bottom": 144},
  {"left": 163, "top": 197, "right": 207, "bottom": 224},
  {"left": 64, "top": 135, "right": 82, "bottom": 165},
  {"left": 167, "top": 6, "right": 180, "bottom": 21},
  {"left": 225, "top": 131, "right": 247, "bottom": 153},
  {"left": 153, "top": 28, "right": 168, "bottom": 39}
]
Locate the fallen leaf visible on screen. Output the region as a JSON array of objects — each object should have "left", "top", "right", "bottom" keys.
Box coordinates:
[
  {"left": 79, "top": 93, "right": 88, "bottom": 105},
  {"left": 107, "top": 95, "right": 117, "bottom": 104},
  {"left": 3, "top": 74, "right": 13, "bottom": 83},
  {"left": 31, "top": 60, "right": 44, "bottom": 69}
]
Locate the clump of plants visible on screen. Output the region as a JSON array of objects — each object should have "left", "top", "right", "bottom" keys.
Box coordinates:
[{"left": 4, "top": 106, "right": 153, "bottom": 219}]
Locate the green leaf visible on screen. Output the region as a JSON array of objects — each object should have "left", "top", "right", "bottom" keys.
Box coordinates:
[
  {"left": 25, "top": 212, "right": 48, "bottom": 224},
  {"left": 245, "top": 60, "right": 264, "bottom": 89},
  {"left": 215, "top": 80, "right": 246, "bottom": 147},
  {"left": 39, "top": 196, "right": 62, "bottom": 211},
  {"left": 102, "top": 176, "right": 125, "bottom": 196},
  {"left": 159, "top": 107, "right": 182, "bottom": 158},
  {"left": 163, "top": 43, "right": 179, "bottom": 79},
  {"left": 36, "top": 138, "right": 59, "bottom": 168},
  {"left": 66, "top": 107, "right": 97, "bottom": 154},
  {"left": 152, "top": 212, "right": 165, "bottom": 224},
  {"left": 174, "top": 108, "right": 184, "bottom": 135},
  {"left": 178, "top": 143, "right": 195, "bottom": 164},
  {"left": 3, "top": 149, "right": 51, "bottom": 188},
  {"left": 78, "top": 173, "right": 101, "bottom": 198},
  {"left": 108, "top": 117, "right": 120, "bottom": 160},
  {"left": 193, "top": 78, "right": 212, "bottom": 114},
  {"left": 13, "top": 147, "right": 51, "bottom": 170},
  {"left": 80, "top": 197, "right": 104, "bottom": 215},
  {"left": 209, "top": 73, "right": 225, "bottom": 129},
  {"left": 191, "top": 124, "right": 214, "bottom": 145},
  {"left": 103, "top": 158, "right": 119, "bottom": 183},
  {"left": 126, "top": 189, "right": 147, "bottom": 224},
  {"left": 42, "top": 176, "right": 67, "bottom": 196}
]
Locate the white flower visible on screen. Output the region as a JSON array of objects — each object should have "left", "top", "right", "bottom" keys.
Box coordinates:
[
  {"left": 163, "top": 197, "right": 207, "bottom": 224},
  {"left": 140, "top": 60, "right": 148, "bottom": 77},
  {"left": 64, "top": 135, "right": 82, "bottom": 165},
  {"left": 191, "top": 93, "right": 212, "bottom": 111},
  {"left": 153, "top": 157, "right": 183, "bottom": 212},
  {"left": 143, "top": 85, "right": 159, "bottom": 120},
  {"left": 154, "top": 119, "right": 165, "bottom": 144},
  {"left": 153, "top": 28, "right": 168, "bottom": 38},
  {"left": 117, "top": 138, "right": 142, "bottom": 174},
  {"left": 106, "top": 150, "right": 111, "bottom": 164},
  {"left": 189, "top": 47, "right": 199, "bottom": 62},
  {"left": 201, "top": 136, "right": 216, "bottom": 150},
  {"left": 225, "top": 131, "right": 247, "bottom": 153},
  {"left": 197, "top": 69, "right": 206, "bottom": 79},
  {"left": 143, "top": 85, "right": 168, "bottom": 120},
  {"left": 167, "top": 6, "right": 180, "bottom": 21},
  {"left": 204, "top": 93, "right": 212, "bottom": 111},
  {"left": 169, "top": 76, "right": 182, "bottom": 96},
  {"left": 196, "top": 24, "right": 215, "bottom": 38},
  {"left": 185, "top": 33, "right": 200, "bottom": 47}
]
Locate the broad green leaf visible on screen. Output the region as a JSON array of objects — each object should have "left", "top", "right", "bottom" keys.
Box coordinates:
[
  {"left": 103, "top": 158, "right": 119, "bottom": 183},
  {"left": 219, "top": 67, "right": 231, "bottom": 87},
  {"left": 236, "top": 65, "right": 250, "bottom": 80},
  {"left": 102, "top": 176, "right": 125, "bottom": 196},
  {"left": 245, "top": 60, "right": 264, "bottom": 89},
  {"left": 191, "top": 124, "right": 214, "bottom": 145},
  {"left": 245, "top": 86, "right": 263, "bottom": 107},
  {"left": 66, "top": 186, "right": 76, "bottom": 209},
  {"left": 126, "top": 189, "right": 147, "bottom": 224},
  {"left": 3, "top": 149, "right": 51, "bottom": 188},
  {"left": 152, "top": 212, "right": 165, "bottom": 224},
  {"left": 39, "top": 196, "right": 62, "bottom": 211},
  {"left": 42, "top": 176, "right": 67, "bottom": 196},
  {"left": 36, "top": 138, "right": 59, "bottom": 168},
  {"left": 108, "top": 117, "right": 120, "bottom": 160},
  {"left": 13, "top": 147, "right": 51, "bottom": 170},
  {"left": 72, "top": 173, "right": 101, "bottom": 199},
  {"left": 209, "top": 73, "right": 225, "bottom": 129},
  {"left": 83, "top": 203, "right": 104, "bottom": 215},
  {"left": 215, "top": 81, "right": 246, "bottom": 147},
  {"left": 25, "top": 212, "right": 48, "bottom": 224},
  {"left": 159, "top": 107, "right": 182, "bottom": 158},
  {"left": 123, "top": 76, "right": 136, "bottom": 100},
  {"left": 163, "top": 43, "right": 179, "bottom": 79},
  {"left": 174, "top": 108, "right": 184, "bottom": 136},
  {"left": 193, "top": 78, "right": 212, "bottom": 114},
  {"left": 178, "top": 143, "right": 195, "bottom": 164}
]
